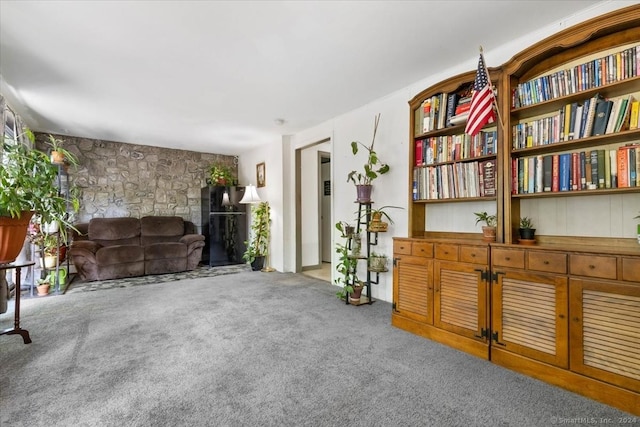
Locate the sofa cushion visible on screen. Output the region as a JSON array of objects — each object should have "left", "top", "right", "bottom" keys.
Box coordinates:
[
  {"left": 140, "top": 216, "right": 185, "bottom": 245},
  {"left": 96, "top": 245, "right": 145, "bottom": 266},
  {"left": 89, "top": 218, "right": 141, "bottom": 247},
  {"left": 144, "top": 242, "right": 187, "bottom": 260}
]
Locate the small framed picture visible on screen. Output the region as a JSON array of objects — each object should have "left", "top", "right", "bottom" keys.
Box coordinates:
[{"left": 256, "top": 162, "right": 266, "bottom": 188}]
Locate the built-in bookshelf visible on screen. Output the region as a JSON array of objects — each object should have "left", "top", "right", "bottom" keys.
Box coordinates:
[
  {"left": 396, "top": 5, "right": 640, "bottom": 415},
  {"left": 408, "top": 70, "right": 501, "bottom": 237}
]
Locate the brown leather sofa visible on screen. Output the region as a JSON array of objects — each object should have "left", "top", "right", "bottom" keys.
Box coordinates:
[{"left": 70, "top": 216, "right": 205, "bottom": 281}]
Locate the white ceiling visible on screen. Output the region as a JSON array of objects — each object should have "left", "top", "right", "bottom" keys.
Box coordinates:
[{"left": 0, "top": 1, "right": 605, "bottom": 155}]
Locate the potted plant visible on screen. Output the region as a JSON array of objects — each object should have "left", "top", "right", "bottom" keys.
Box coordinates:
[
  {"left": 474, "top": 211, "right": 497, "bottom": 242},
  {"left": 518, "top": 216, "right": 536, "bottom": 243},
  {"left": 0, "top": 130, "right": 80, "bottom": 264},
  {"left": 44, "top": 134, "right": 79, "bottom": 166},
  {"left": 334, "top": 223, "right": 362, "bottom": 302},
  {"left": 366, "top": 205, "right": 403, "bottom": 232},
  {"left": 336, "top": 221, "right": 355, "bottom": 238},
  {"left": 346, "top": 113, "right": 390, "bottom": 202},
  {"left": 368, "top": 252, "right": 388, "bottom": 272},
  {"left": 242, "top": 201, "right": 270, "bottom": 270},
  {"left": 36, "top": 277, "right": 51, "bottom": 297},
  {"left": 209, "top": 163, "right": 234, "bottom": 186},
  {"left": 635, "top": 212, "right": 640, "bottom": 245}
]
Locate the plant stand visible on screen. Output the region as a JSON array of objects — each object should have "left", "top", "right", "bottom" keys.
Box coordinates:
[{"left": 344, "top": 202, "right": 388, "bottom": 306}]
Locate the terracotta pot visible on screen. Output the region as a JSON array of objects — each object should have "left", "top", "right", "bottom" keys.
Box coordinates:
[
  {"left": 349, "top": 284, "right": 364, "bottom": 302},
  {"left": 482, "top": 226, "right": 496, "bottom": 242},
  {"left": 0, "top": 211, "right": 34, "bottom": 264},
  {"left": 36, "top": 283, "right": 50, "bottom": 296},
  {"left": 50, "top": 151, "right": 65, "bottom": 164}
]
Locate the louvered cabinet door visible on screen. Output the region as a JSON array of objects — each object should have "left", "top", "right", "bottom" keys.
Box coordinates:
[
  {"left": 393, "top": 256, "right": 433, "bottom": 324},
  {"left": 492, "top": 270, "right": 569, "bottom": 368},
  {"left": 434, "top": 261, "right": 488, "bottom": 342},
  {"left": 570, "top": 278, "right": 640, "bottom": 393}
]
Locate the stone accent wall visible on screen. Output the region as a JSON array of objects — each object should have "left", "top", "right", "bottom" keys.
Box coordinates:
[{"left": 36, "top": 134, "right": 237, "bottom": 230}]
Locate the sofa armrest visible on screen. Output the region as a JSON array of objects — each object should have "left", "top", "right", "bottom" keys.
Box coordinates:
[
  {"left": 180, "top": 234, "right": 205, "bottom": 246},
  {"left": 71, "top": 240, "right": 102, "bottom": 254}
]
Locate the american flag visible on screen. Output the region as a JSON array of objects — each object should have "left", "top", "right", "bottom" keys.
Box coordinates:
[{"left": 465, "top": 53, "right": 496, "bottom": 136}]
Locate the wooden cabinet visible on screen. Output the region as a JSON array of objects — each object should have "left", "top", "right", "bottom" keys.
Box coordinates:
[
  {"left": 491, "top": 248, "right": 569, "bottom": 368},
  {"left": 394, "top": 5, "right": 640, "bottom": 415},
  {"left": 393, "top": 238, "right": 490, "bottom": 360},
  {"left": 392, "top": 239, "right": 433, "bottom": 323}
]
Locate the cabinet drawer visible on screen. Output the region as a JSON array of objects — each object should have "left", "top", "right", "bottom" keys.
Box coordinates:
[
  {"left": 528, "top": 251, "right": 567, "bottom": 274},
  {"left": 570, "top": 254, "right": 617, "bottom": 279},
  {"left": 435, "top": 244, "right": 458, "bottom": 261},
  {"left": 492, "top": 248, "right": 525, "bottom": 269},
  {"left": 412, "top": 241, "right": 433, "bottom": 258},
  {"left": 621, "top": 258, "right": 640, "bottom": 283},
  {"left": 460, "top": 246, "right": 487, "bottom": 264},
  {"left": 394, "top": 240, "right": 412, "bottom": 255}
]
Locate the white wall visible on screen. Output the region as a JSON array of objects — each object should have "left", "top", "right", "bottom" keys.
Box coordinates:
[{"left": 239, "top": 137, "right": 284, "bottom": 272}]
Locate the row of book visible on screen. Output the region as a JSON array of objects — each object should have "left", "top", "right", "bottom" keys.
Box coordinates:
[
  {"left": 415, "top": 130, "right": 497, "bottom": 166},
  {"left": 415, "top": 85, "right": 480, "bottom": 134},
  {"left": 512, "top": 93, "right": 639, "bottom": 150},
  {"left": 512, "top": 44, "right": 639, "bottom": 108},
  {"left": 412, "top": 159, "right": 496, "bottom": 201},
  {"left": 511, "top": 144, "right": 640, "bottom": 195}
]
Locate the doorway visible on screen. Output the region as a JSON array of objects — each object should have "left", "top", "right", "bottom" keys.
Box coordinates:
[{"left": 296, "top": 139, "right": 332, "bottom": 283}]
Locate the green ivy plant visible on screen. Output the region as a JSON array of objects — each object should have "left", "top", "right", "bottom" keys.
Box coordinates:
[
  {"left": 334, "top": 221, "right": 361, "bottom": 299},
  {"left": 242, "top": 201, "right": 270, "bottom": 264}
]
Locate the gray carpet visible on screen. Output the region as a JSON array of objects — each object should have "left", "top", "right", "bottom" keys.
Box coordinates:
[{"left": 0, "top": 271, "right": 633, "bottom": 426}]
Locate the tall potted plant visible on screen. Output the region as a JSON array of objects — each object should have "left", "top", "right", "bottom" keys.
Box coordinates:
[
  {"left": 0, "top": 131, "right": 80, "bottom": 263},
  {"left": 242, "top": 201, "right": 270, "bottom": 271},
  {"left": 474, "top": 211, "right": 497, "bottom": 242},
  {"left": 347, "top": 113, "right": 390, "bottom": 202}
]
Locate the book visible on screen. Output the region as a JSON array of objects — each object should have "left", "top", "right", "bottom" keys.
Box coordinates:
[
  {"left": 580, "top": 151, "right": 586, "bottom": 190},
  {"left": 582, "top": 94, "right": 600, "bottom": 137},
  {"left": 589, "top": 150, "right": 599, "bottom": 189},
  {"left": 630, "top": 100, "right": 640, "bottom": 130},
  {"left": 445, "top": 93, "right": 459, "bottom": 127},
  {"left": 572, "top": 103, "right": 583, "bottom": 139},
  {"left": 585, "top": 150, "right": 592, "bottom": 189},
  {"left": 614, "top": 95, "right": 633, "bottom": 132},
  {"left": 597, "top": 149, "right": 606, "bottom": 188},
  {"left": 563, "top": 103, "right": 573, "bottom": 141},
  {"left": 592, "top": 99, "right": 613, "bottom": 136},
  {"left": 605, "top": 97, "right": 622, "bottom": 134},
  {"left": 618, "top": 146, "right": 630, "bottom": 188},
  {"left": 604, "top": 149, "right": 611, "bottom": 188},
  {"left": 571, "top": 152, "right": 578, "bottom": 191},
  {"left": 630, "top": 146, "right": 638, "bottom": 187},
  {"left": 415, "top": 139, "right": 423, "bottom": 166},
  {"left": 559, "top": 153, "right": 571, "bottom": 191},
  {"left": 482, "top": 159, "right": 496, "bottom": 197},
  {"left": 610, "top": 150, "right": 618, "bottom": 188},
  {"left": 552, "top": 154, "right": 560, "bottom": 192},
  {"left": 543, "top": 155, "right": 552, "bottom": 192}
]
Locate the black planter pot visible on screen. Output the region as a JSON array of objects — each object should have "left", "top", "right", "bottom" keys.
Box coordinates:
[
  {"left": 251, "top": 256, "right": 265, "bottom": 271},
  {"left": 519, "top": 228, "right": 536, "bottom": 240}
]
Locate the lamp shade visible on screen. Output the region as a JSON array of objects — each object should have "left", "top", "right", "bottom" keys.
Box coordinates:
[
  {"left": 239, "top": 184, "right": 261, "bottom": 204},
  {"left": 221, "top": 191, "right": 231, "bottom": 206}
]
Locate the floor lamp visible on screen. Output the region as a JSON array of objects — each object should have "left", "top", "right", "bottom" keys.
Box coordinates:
[{"left": 240, "top": 184, "right": 275, "bottom": 272}]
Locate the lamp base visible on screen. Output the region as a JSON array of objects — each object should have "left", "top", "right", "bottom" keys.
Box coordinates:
[{"left": 261, "top": 266, "right": 276, "bottom": 272}]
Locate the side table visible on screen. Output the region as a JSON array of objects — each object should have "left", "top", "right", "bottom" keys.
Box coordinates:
[{"left": 0, "top": 262, "right": 34, "bottom": 344}]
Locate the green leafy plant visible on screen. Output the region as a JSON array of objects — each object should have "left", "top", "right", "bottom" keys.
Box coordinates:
[
  {"left": 1, "top": 134, "right": 80, "bottom": 240},
  {"left": 474, "top": 211, "right": 497, "bottom": 227},
  {"left": 519, "top": 217, "right": 534, "bottom": 229},
  {"left": 242, "top": 201, "right": 270, "bottom": 264},
  {"left": 334, "top": 221, "right": 360, "bottom": 299},
  {"left": 209, "top": 163, "right": 234, "bottom": 185},
  {"left": 346, "top": 113, "right": 390, "bottom": 186}
]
